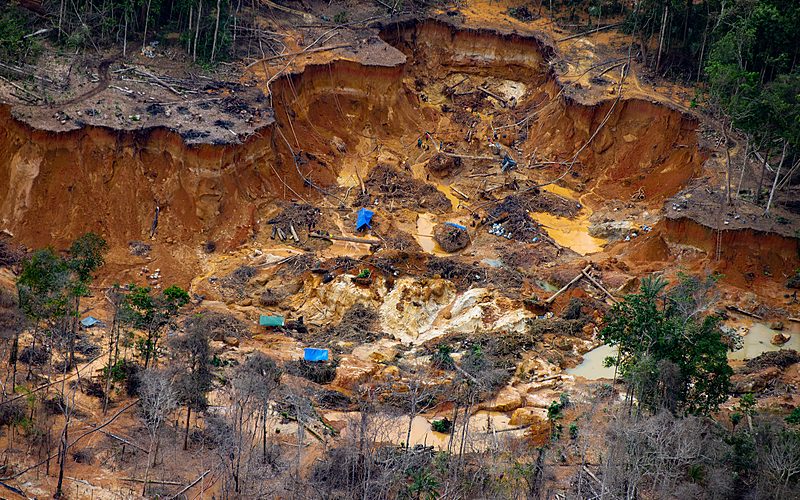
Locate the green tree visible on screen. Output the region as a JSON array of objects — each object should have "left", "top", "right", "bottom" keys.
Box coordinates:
[
  {"left": 65, "top": 233, "right": 107, "bottom": 367},
  {"left": 122, "top": 284, "right": 189, "bottom": 368},
  {"left": 600, "top": 274, "right": 733, "bottom": 415}
]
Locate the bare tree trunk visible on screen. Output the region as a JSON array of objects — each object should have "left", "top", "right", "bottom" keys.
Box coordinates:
[
  {"left": 123, "top": 12, "right": 128, "bottom": 57},
  {"left": 765, "top": 141, "right": 788, "bottom": 215},
  {"left": 10, "top": 331, "right": 18, "bottom": 392},
  {"left": 55, "top": 421, "right": 68, "bottom": 497},
  {"left": 58, "top": 0, "right": 65, "bottom": 38},
  {"left": 756, "top": 146, "right": 771, "bottom": 203},
  {"left": 722, "top": 123, "right": 733, "bottom": 205},
  {"left": 142, "top": 0, "right": 153, "bottom": 51},
  {"left": 262, "top": 408, "right": 268, "bottom": 461},
  {"left": 184, "top": 405, "right": 192, "bottom": 450},
  {"left": 142, "top": 438, "right": 154, "bottom": 496},
  {"left": 211, "top": 0, "right": 222, "bottom": 61},
  {"left": 194, "top": 1, "right": 202, "bottom": 62},
  {"left": 655, "top": 5, "right": 669, "bottom": 72},
  {"left": 103, "top": 320, "right": 115, "bottom": 414},
  {"left": 736, "top": 136, "right": 750, "bottom": 199},
  {"left": 188, "top": 6, "right": 193, "bottom": 55}
]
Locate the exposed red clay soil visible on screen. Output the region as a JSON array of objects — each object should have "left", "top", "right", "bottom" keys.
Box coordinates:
[{"left": 0, "top": 16, "right": 788, "bottom": 302}]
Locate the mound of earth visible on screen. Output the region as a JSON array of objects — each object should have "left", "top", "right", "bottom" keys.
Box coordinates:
[
  {"left": 427, "top": 153, "right": 462, "bottom": 176},
  {"left": 433, "top": 223, "right": 470, "bottom": 252},
  {"left": 359, "top": 164, "right": 451, "bottom": 212}
]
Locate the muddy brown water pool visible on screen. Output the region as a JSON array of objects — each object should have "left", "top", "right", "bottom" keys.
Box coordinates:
[{"left": 728, "top": 322, "right": 800, "bottom": 361}]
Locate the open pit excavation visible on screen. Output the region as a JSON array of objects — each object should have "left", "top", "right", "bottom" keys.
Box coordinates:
[{"left": 0, "top": 1, "right": 799, "bottom": 498}]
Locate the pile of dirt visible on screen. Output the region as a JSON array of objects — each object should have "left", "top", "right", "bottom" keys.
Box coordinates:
[
  {"left": 268, "top": 203, "right": 321, "bottom": 242},
  {"left": 426, "top": 257, "right": 524, "bottom": 292},
  {"left": 292, "top": 303, "right": 382, "bottom": 353},
  {"left": 743, "top": 349, "right": 800, "bottom": 373},
  {"left": 487, "top": 195, "right": 546, "bottom": 243},
  {"left": 285, "top": 359, "right": 338, "bottom": 385},
  {"left": 276, "top": 253, "right": 318, "bottom": 277},
  {"left": 0, "top": 237, "right": 23, "bottom": 266},
  {"left": 508, "top": 5, "right": 535, "bottom": 21},
  {"left": 433, "top": 223, "right": 470, "bottom": 252},
  {"left": 128, "top": 240, "right": 151, "bottom": 257},
  {"left": 426, "top": 257, "right": 486, "bottom": 289},
  {"left": 526, "top": 188, "right": 580, "bottom": 217},
  {"left": 186, "top": 311, "right": 251, "bottom": 341},
  {"left": 497, "top": 244, "right": 560, "bottom": 270},
  {"left": 381, "top": 230, "right": 422, "bottom": 252},
  {"left": 373, "top": 223, "right": 422, "bottom": 252},
  {"left": 427, "top": 153, "right": 461, "bottom": 177},
  {"left": 219, "top": 265, "right": 256, "bottom": 298},
  {"left": 361, "top": 164, "right": 451, "bottom": 213},
  {"left": 260, "top": 280, "right": 303, "bottom": 307},
  {"left": 450, "top": 91, "right": 490, "bottom": 117}
]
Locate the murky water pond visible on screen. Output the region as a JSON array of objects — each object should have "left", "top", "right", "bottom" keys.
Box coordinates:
[
  {"left": 530, "top": 184, "right": 606, "bottom": 255},
  {"left": 415, "top": 213, "right": 451, "bottom": 255},
  {"left": 566, "top": 344, "right": 618, "bottom": 380},
  {"left": 728, "top": 322, "right": 800, "bottom": 361},
  {"left": 325, "top": 411, "right": 526, "bottom": 452}
]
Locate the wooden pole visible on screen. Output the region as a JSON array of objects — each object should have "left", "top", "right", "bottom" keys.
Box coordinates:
[{"left": 545, "top": 265, "right": 591, "bottom": 304}]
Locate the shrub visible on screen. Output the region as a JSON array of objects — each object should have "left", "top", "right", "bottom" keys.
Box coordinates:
[{"left": 431, "top": 418, "right": 452, "bottom": 433}]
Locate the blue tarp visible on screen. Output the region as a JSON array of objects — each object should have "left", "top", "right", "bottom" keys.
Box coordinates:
[
  {"left": 80, "top": 316, "right": 100, "bottom": 327},
  {"left": 445, "top": 222, "right": 467, "bottom": 231},
  {"left": 259, "top": 315, "right": 285, "bottom": 327},
  {"left": 304, "top": 348, "right": 329, "bottom": 362},
  {"left": 501, "top": 154, "right": 517, "bottom": 172},
  {"left": 356, "top": 208, "right": 374, "bottom": 231}
]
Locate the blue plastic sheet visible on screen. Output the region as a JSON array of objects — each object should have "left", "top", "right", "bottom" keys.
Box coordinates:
[
  {"left": 356, "top": 208, "right": 374, "bottom": 231},
  {"left": 304, "top": 348, "right": 329, "bottom": 362}
]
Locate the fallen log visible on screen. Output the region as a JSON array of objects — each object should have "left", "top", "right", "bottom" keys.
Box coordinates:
[
  {"left": 441, "top": 151, "right": 496, "bottom": 161},
  {"left": 581, "top": 269, "right": 618, "bottom": 303},
  {"left": 726, "top": 305, "right": 763, "bottom": 320},
  {"left": 545, "top": 265, "right": 591, "bottom": 304},
  {"left": 245, "top": 43, "right": 351, "bottom": 68},
  {"left": 477, "top": 86, "right": 508, "bottom": 106},
  {"left": 557, "top": 23, "right": 622, "bottom": 42},
  {"left": 168, "top": 469, "right": 211, "bottom": 500},
  {"left": 100, "top": 430, "right": 148, "bottom": 453},
  {"left": 310, "top": 232, "right": 381, "bottom": 245},
  {"left": 450, "top": 185, "right": 470, "bottom": 200},
  {"left": 120, "top": 478, "right": 182, "bottom": 485},
  {"left": 132, "top": 68, "right": 184, "bottom": 96}
]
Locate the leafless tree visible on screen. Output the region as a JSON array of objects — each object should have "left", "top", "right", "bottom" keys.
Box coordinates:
[
  {"left": 138, "top": 368, "right": 177, "bottom": 496},
  {"left": 221, "top": 352, "right": 283, "bottom": 495},
  {"left": 169, "top": 318, "right": 213, "bottom": 450}
]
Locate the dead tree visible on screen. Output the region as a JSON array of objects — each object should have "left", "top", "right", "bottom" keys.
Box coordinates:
[
  {"left": 169, "top": 319, "right": 213, "bottom": 451},
  {"left": 138, "top": 368, "right": 177, "bottom": 496}
]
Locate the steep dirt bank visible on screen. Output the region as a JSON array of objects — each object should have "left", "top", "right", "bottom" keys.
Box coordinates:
[
  {"left": 531, "top": 96, "right": 704, "bottom": 205},
  {"left": 376, "top": 19, "right": 705, "bottom": 207},
  {"left": 0, "top": 104, "right": 316, "bottom": 284},
  {"left": 661, "top": 217, "right": 800, "bottom": 289}
]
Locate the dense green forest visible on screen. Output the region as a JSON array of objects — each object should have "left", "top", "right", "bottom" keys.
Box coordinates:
[{"left": 1, "top": 0, "right": 236, "bottom": 62}]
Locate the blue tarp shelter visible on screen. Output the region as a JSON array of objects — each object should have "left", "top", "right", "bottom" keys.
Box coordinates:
[
  {"left": 445, "top": 222, "right": 467, "bottom": 231},
  {"left": 356, "top": 208, "right": 374, "bottom": 231},
  {"left": 304, "top": 348, "right": 329, "bottom": 362},
  {"left": 259, "top": 315, "right": 285, "bottom": 328},
  {"left": 80, "top": 316, "right": 100, "bottom": 328}
]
